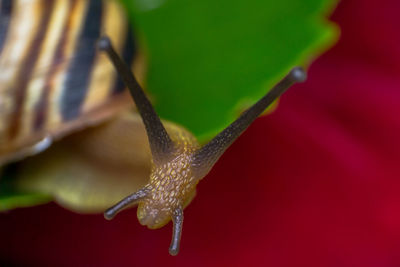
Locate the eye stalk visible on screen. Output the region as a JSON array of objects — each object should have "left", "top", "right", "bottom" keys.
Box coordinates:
[
  {"left": 98, "top": 36, "right": 174, "bottom": 163},
  {"left": 192, "top": 66, "right": 306, "bottom": 177},
  {"left": 98, "top": 35, "right": 306, "bottom": 256}
]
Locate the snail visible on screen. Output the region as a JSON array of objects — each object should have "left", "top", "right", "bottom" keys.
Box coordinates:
[
  {"left": 0, "top": 0, "right": 307, "bottom": 257},
  {"left": 98, "top": 37, "right": 306, "bottom": 255}
]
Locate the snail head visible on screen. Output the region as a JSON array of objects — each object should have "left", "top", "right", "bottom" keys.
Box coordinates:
[{"left": 98, "top": 36, "right": 306, "bottom": 256}]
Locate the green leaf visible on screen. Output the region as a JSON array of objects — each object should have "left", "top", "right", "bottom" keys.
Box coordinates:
[
  {"left": 0, "top": 166, "right": 51, "bottom": 211},
  {"left": 121, "top": 0, "right": 339, "bottom": 140},
  {"left": 0, "top": 192, "right": 51, "bottom": 211}
]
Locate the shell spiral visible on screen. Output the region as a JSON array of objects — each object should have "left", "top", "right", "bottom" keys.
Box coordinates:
[{"left": 0, "top": 0, "right": 137, "bottom": 165}]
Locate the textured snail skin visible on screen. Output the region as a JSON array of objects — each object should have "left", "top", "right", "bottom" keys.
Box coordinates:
[
  {"left": 99, "top": 36, "right": 306, "bottom": 256},
  {"left": 137, "top": 123, "right": 199, "bottom": 229},
  {"left": 103, "top": 121, "right": 200, "bottom": 255}
]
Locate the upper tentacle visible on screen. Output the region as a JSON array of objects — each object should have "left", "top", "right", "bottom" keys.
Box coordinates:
[
  {"left": 192, "top": 67, "right": 306, "bottom": 178},
  {"left": 98, "top": 36, "right": 174, "bottom": 163}
]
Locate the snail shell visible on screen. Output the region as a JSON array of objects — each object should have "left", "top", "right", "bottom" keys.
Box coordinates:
[{"left": 0, "top": 0, "right": 139, "bottom": 165}]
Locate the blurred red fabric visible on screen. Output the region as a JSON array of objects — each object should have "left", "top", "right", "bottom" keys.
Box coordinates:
[{"left": 1, "top": 0, "right": 400, "bottom": 266}]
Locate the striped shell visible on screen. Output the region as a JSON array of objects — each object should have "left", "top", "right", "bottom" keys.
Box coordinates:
[{"left": 0, "top": 0, "right": 137, "bottom": 165}]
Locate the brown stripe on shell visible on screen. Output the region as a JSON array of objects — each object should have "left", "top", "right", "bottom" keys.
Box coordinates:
[
  {"left": 0, "top": 1, "right": 44, "bottom": 156},
  {"left": 7, "top": 0, "right": 54, "bottom": 139},
  {"left": 45, "top": 0, "right": 87, "bottom": 133},
  {"left": 33, "top": 0, "right": 79, "bottom": 131},
  {"left": 20, "top": 0, "right": 72, "bottom": 142}
]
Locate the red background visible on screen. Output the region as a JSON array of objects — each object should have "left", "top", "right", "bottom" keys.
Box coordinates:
[{"left": 1, "top": 0, "right": 400, "bottom": 266}]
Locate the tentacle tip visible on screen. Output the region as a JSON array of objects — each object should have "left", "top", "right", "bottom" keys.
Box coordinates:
[
  {"left": 169, "top": 247, "right": 179, "bottom": 256},
  {"left": 290, "top": 67, "right": 307, "bottom": 83},
  {"left": 97, "top": 36, "right": 112, "bottom": 51},
  {"left": 104, "top": 209, "right": 115, "bottom": 220}
]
